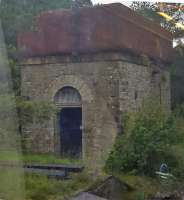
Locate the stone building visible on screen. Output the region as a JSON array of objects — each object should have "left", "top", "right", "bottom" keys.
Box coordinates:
[{"left": 18, "top": 3, "right": 173, "bottom": 169}]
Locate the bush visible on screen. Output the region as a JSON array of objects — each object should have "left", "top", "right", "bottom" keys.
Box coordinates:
[
  {"left": 16, "top": 97, "right": 57, "bottom": 126},
  {"left": 25, "top": 172, "right": 92, "bottom": 200},
  {"left": 105, "top": 102, "right": 182, "bottom": 176}
]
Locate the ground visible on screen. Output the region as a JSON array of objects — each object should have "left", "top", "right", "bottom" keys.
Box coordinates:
[{"left": 0, "top": 152, "right": 178, "bottom": 200}]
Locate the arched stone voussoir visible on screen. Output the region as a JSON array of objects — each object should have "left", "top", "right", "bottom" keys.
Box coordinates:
[{"left": 46, "top": 75, "right": 94, "bottom": 103}]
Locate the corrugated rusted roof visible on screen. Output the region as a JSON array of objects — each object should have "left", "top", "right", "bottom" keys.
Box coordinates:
[{"left": 17, "top": 3, "right": 173, "bottom": 63}]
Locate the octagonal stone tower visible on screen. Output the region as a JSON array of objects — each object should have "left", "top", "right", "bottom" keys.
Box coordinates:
[{"left": 18, "top": 3, "right": 172, "bottom": 170}]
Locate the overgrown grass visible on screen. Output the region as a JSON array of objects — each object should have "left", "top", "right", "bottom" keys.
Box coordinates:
[
  {"left": 0, "top": 150, "right": 20, "bottom": 162},
  {"left": 23, "top": 153, "right": 82, "bottom": 165},
  {"left": 0, "top": 168, "right": 93, "bottom": 200},
  {"left": 0, "top": 151, "right": 82, "bottom": 165},
  {"left": 0, "top": 152, "right": 85, "bottom": 199},
  {"left": 0, "top": 151, "right": 90, "bottom": 200},
  {"left": 0, "top": 168, "right": 25, "bottom": 200},
  {"left": 25, "top": 171, "right": 93, "bottom": 200}
]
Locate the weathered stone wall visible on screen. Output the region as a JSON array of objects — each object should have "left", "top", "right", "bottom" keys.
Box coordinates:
[{"left": 20, "top": 52, "right": 170, "bottom": 170}]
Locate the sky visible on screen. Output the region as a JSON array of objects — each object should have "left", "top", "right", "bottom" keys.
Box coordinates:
[{"left": 91, "top": 0, "right": 184, "bottom": 5}]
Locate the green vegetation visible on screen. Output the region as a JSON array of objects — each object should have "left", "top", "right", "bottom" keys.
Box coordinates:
[
  {"left": 0, "top": 150, "right": 20, "bottom": 162},
  {"left": 105, "top": 101, "right": 184, "bottom": 177},
  {"left": 0, "top": 168, "right": 93, "bottom": 200},
  {"left": 23, "top": 153, "right": 82, "bottom": 165},
  {"left": 16, "top": 98, "right": 57, "bottom": 126},
  {"left": 25, "top": 171, "right": 92, "bottom": 200},
  {"left": 0, "top": 151, "right": 82, "bottom": 165},
  {"left": 131, "top": 2, "right": 184, "bottom": 37},
  {"left": 0, "top": 152, "right": 86, "bottom": 200},
  {"left": 0, "top": 168, "right": 25, "bottom": 200},
  {"left": 116, "top": 175, "right": 161, "bottom": 200},
  {"left": 104, "top": 102, "right": 184, "bottom": 199}
]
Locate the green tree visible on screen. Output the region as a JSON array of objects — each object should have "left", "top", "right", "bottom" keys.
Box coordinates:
[
  {"left": 71, "top": 0, "right": 92, "bottom": 9},
  {"left": 105, "top": 102, "right": 181, "bottom": 176},
  {"left": 131, "top": 2, "right": 184, "bottom": 38}
]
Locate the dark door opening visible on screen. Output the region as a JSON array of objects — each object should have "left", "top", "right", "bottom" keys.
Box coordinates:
[{"left": 59, "top": 107, "right": 82, "bottom": 158}]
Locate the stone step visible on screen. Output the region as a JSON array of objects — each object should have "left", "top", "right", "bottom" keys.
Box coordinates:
[
  {"left": 0, "top": 161, "right": 84, "bottom": 172},
  {"left": 24, "top": 168, "right": 67, "bottom": 179},
  {"left": 24, "top": 163, "right": 84, "bottom": 172}
]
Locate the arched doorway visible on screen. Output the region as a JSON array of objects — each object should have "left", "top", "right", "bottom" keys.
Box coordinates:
[{"left": 54, "top": 87, "right": 82, "bottom": 158}]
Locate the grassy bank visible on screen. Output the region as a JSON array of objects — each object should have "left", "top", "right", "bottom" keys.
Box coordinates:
[
  {"left": 25, "top": 171, "right": 92, "bottom": 200},
  {"left": 0, "top": 152, "right": 90, "bottom": 200},
  {"left": 0, "top": 153, "right": 179, "bottom": 200},
  {"left": 0, "top": 151, "right": 82, "bottom": 165}
]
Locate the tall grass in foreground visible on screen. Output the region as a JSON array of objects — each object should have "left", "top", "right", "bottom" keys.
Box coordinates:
[{"left": 0, "top": 23, "right": 25, "bottom": 199}]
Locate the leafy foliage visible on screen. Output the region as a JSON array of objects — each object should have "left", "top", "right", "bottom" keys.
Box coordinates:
[
  {"left": 72, "top": 0, "right": 92, "bottom": 9},
  {"left": 131, "top": 2, "right": 184, "bottom": 38},
  {"left": 16, "top": 98, "right": 57, "bottom": 151},
  {"left": 105, "top": 102, "right": 181, "bottom": 176},
  {"left": 16, "top": 97, "right": 57, "bottom": 126}
]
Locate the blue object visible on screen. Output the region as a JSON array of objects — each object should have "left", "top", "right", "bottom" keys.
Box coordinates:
[{"left": 160, "top": 163, "right": 168, "bottom": 173}]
